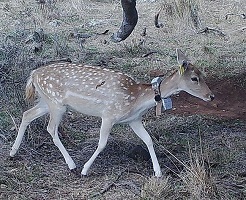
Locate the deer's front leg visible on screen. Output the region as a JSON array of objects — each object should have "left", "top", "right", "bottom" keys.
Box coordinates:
[
  {"left": 129, "top": 119, "right": 162, "bottom": 177},
  {"left": 81, "top": 118, "right": 113, "bottom": 175}
]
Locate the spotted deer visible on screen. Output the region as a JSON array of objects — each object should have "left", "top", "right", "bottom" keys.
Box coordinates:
[{"left": 10, "top": 49, "right": 214, "bottom": 177}]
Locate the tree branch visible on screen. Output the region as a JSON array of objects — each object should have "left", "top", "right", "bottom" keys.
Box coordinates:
[{"left": 111, "top": 0, "right": 138, "bottom": 42}]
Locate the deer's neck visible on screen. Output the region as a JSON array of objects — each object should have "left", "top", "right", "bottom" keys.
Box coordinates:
[
  {"left": 126, "top": 71, "right": 180, "bottom": 121},
  {"left": 159, "top": 71, "right": 180, "bottom": 98},
  {"left": 137, "top": 71, "right": 180, "bottom": 104}
]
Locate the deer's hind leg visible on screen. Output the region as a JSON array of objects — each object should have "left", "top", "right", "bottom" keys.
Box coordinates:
[
  {"left": 10, "top": 100, "right": 49, "bottom": 157},
  {"left": 46, "top": 103, "right": 76, "bottom": 170}
]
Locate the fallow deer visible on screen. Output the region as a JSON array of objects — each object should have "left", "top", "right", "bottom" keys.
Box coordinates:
[{"left": 10, "top": 49, "right": 214, "bottom": 177}]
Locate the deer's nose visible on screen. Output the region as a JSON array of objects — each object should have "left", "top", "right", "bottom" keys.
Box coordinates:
[{"left": 210, "top": 94, "right": 215, "bottom": 101}]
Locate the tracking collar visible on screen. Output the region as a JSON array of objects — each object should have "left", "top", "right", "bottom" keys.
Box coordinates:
[
  {"left": 151, "top": 77, "right": 163, "bottom": 116},
  {"left": 151, "top": 77, "right": 173, "bottom": 116}
]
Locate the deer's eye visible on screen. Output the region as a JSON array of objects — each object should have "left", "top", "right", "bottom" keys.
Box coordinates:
[{"left": 191, "top": 77, "right": 199, "bottom": 82}]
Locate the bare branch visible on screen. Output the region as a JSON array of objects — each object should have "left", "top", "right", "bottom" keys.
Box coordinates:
[{"left": 111, "top": 0, "right": 138, "bottom": 42}]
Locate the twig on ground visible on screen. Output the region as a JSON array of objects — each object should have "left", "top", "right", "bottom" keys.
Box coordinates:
[
  {"left": 90, "top": 169, "right": 127, "bottom": 198},
  {"left": 97, "top": 30, "right": 109, "bottom": 35},
  {"left": 155, "top": 8, "right": 164, "bottom": 28},
  {"left": 142, "top": 51, "right": 157, "bottom": 58},
  {"left": 197, "top": 27, "right": 226, "bottom": 37},
  {"left": 225, "top": 13, "right": 246, "bottom": 20},
  {"left": 6, "top": 111, "right": 18, "bottom": 133},
  {"left": 38, "top": 58, "right": 72, "bottom": 66},
  {"left": 0, "top": 133, "right": 7, "bottom": 141},
  {"left": 115, "top": 180, "right": 142, "bottom": 197},
  {"left": 100, "top": 169, "right": 126, "bottom": 195}
]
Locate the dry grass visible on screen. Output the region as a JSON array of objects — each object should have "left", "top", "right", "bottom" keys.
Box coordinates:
[
  {"left": 0, "top": 0, "right": 246, "bottom": 199},
  {"left": 179, "top": 143, "right": 218, "bottom": 200},
  {"left": 141, "top": 176, "right": 174, "bottom": 199}
]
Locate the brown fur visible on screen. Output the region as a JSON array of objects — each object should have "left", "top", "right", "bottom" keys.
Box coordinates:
[{"left": 25, "top": 74, "right": 35, "bottom": 101}]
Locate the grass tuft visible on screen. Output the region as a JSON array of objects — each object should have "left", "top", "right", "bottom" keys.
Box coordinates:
[
  {"left": 141, "top": 176, "right": 174, "bottom": 200},
  {"left": 179, "top": 143, "right": 219, "bottom": 200}
]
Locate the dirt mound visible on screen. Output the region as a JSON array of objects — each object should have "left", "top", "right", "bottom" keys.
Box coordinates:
[{"left": 172, "top": 74, "right": 246, "bottom": 120}]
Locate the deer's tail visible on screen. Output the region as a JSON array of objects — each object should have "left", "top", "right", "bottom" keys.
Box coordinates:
[{"left": 25, "top": 71, "right": 36, "bottom": 101}]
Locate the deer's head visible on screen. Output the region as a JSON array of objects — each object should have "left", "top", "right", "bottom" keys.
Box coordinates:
[{"left": 176, "top": 49, "right": 215, "bottom": 102}]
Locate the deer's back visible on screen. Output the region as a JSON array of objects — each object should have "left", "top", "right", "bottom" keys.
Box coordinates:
[{"left": 32, "top": 63, "right": 140, "bottom": 118}]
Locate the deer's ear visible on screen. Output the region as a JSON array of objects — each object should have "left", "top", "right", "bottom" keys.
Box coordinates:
[
  {"left": 176, "top": 49, "right": 189, "bottom": 65},
  {"left": 179, "top": 60, "right": 189, "bottom": 75}
]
